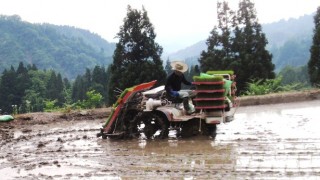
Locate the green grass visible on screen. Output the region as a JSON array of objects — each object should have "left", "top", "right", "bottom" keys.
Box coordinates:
[
  {"left": 193, "top": 75, "right": 224, "bottom": 82},
  {"left": 206, "top": 70, "right": 234, "bottom": 75}
]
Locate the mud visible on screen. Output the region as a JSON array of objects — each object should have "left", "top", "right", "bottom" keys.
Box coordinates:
[{"left": 1, "top": 93, "right": 320, "bottom": 179}]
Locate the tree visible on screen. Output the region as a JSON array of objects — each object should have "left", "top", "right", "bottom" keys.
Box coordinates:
[
  {"left": 72, "top": 68, "right": 92, "bottom": 103},
  {"left": 232, "top": 0, "right": 275, "bottom": 93},
  {"left": 63, "top": 77, "right": 72, "bottom": 105},
  {"left": 22, "top": 68, "right": 48, "bottom": 112},
  {"left": 308, "top": 6, "right": 320, "bottom": 87},
  {"left": 0, "top": 67, "right": 17, "bottom": 113},
  {"left": 92, "top": 65, "right": 108, "bottom": 104},
  {"left": 165, "top": 58, "right": 173, "bottom": 76},
  {"left": 199, "top": 0, "right": 274, "bottom": 94},
  {"left": 46, "top": 71, "right": 65, "bottom": 107},
  {"left": 183, "top": 65, "right": 200, "bottom": 89},
  {"left": 108, "top": 5, "right": 166, "bottom": 104},
  {"left": 56, "top": 73, "right": 65, "bottom": 106},
  {"left": 84, "top": 90, "right": 103, "bottom": 109},
  {"left": 15, "top": 62, "right": 31, "bottom": 111},
  {"left": 72, "top": 75, "right": 86, "bottom": 102},
  {"left": 199, "top": 1, "right": 235, "bottom": 72}
]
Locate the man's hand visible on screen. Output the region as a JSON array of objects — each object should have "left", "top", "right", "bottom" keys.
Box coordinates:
[{"left": 171, "top": 91, "right": 179, "bottom": 97}]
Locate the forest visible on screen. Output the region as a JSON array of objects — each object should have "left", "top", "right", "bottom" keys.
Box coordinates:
[
  {"left": 0, "top": 15, "right": 115, "bottom": 80},
  {"left": 0, "top": 0, "right": 319, "bottom": 114}
]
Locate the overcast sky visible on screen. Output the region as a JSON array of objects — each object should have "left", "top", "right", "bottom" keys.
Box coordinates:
[{"left": 0, "top": 0, "right": 319, "bottom": 53}]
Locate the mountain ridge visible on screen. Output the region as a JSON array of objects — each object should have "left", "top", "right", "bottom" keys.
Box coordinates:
[
  {"left": 0, "top": 15, "right": 115, "bottom": 80},
  {"left": 166, "top": 13, "right": 315, "bottom": 71}
]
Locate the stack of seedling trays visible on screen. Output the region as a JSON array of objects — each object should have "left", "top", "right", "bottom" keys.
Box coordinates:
[
  {"left": 206, "top": 70, "right": 236, "bottom": 104},
  {"left": 192, "top": 75, "right": 226, "bottom": 112}
]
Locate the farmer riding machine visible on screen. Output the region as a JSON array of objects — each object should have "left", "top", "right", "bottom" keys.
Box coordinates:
[{"left": 97, "top": 70, "right": 238, "bottom": 139}]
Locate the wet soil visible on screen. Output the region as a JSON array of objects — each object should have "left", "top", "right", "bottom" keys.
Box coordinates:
[{"left": 1, "top": 90, "right": 320, "bottom": 179}]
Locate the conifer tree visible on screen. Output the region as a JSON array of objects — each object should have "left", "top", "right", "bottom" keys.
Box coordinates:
[
  {"left": 72, "top": 75, "right": 85, "bottom": 102},
  {"left": 15, "top": 62, "right": 31, "bottom": 112},
  {"left": 92, "top": 65, "right": 108, "bottom": 103},
  {"left": 56, "top": 73, "right": 65, "bottom": 106},
  {"left": 108, "top": 5, "right": 166, "bottom": 103},
  {"left": 308, "top": 7, "right": 320, "bottom": 87},
  {"left": 46, "top": 71, "right": 65, "bottom": 106},
  {"left": 199, "top": 1, "right": 235, "bottom": 73},
  {"left": 232, "top": 0, "right": 275, "bottom": 93},
  {"left": 46, "top": 71, "right": 57, "bottom": 100},
  {"left": 199, "top": 0, "right": 274, "bottom": 94},
  {"left": 165, "top": 58, "right": 173, "bottom": 76},
  {"left": 184, "top": 65, "right": 200, "bottom": 88},
  {"left": 0, "top": 67, "right": 17, "bottom": 113}
]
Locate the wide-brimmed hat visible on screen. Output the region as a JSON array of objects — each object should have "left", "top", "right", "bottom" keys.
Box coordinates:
[{"left": 170, "top": 61, "right": 188, "bottom": 73}]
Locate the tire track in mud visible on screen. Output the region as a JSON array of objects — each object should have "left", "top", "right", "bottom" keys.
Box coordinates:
[
  {"left": 1, "top": 100, "right": 320, "bottom": 179},
  {"left": 0, "top": 120, "right": 104, "bottom": 179}
]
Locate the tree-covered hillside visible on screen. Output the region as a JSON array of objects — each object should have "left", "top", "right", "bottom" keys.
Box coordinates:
[
  {"left": 264, "top": 14, "right": 314, "bottom": 71},
  {"left": 0, "top": 15, "right": 116, "bottom": 80},
  {"left": 48, "top": 24, "right": 116, "bottom": 56}
]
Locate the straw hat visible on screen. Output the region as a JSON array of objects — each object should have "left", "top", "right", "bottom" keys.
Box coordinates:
[{"left": 170, "top": 61, "right": 188, "bottom": 73}]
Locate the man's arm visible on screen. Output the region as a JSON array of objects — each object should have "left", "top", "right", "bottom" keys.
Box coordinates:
[{"left": 182, "top": 74, "right": 192, "bottom": 86}]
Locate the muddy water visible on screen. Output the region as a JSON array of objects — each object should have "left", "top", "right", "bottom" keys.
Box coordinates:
[{"left": 1, "top": 100, "right": 320, "bottom": 179}]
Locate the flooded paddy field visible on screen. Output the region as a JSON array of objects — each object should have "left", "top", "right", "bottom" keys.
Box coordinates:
[{"left": 1, "top": 100, "right": 320, "bottom": 179}]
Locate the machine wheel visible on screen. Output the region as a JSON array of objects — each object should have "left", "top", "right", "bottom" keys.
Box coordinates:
[
  {"left": 130, "top": 112, "right": 169, "bottom": 139},
  {"left": 142, "top": 120, "right": 157, "bottom": 139},
  {"left": 101, "top": 133, "right": 107, "bottom": 139},
  {"left": 154, "top": 114, "right": 169, "bottom": 139},
  {"left": 207, "top": 124, "right": 217, "bottom": 139},
  {"left": 180, "top": 119, "right": 199, "bottom": 138}
]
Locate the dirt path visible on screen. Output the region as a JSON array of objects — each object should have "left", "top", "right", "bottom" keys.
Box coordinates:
[{"left": 0, "top": 90, "right": 320, "bottom": 179}]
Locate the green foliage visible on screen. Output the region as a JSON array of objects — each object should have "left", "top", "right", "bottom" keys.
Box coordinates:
[
  {"left": 108, "top": 5, "right": 166, "bottom": 104},
  {"left": 308, "top": 7, "right": 320, "bottom": 87},
  {"left": 23, "top": 90, "right": 45, "bottom": 112},
  {"left": 0, "top": 62, "right": 108, "bottom": 113},
  {"left": 0, "top": 62, "right": 72, "bottom": 113},
  {"left": 244, "top": 76, "right": 305, "bottom": 96},
  {"left": 73, "top": 90, "right": 103, "bottom": 109},
  {"left": 44, "top": 99, "right": 58, "bottom": 112},
  {"left": 84, "top": 90, "right": 103, "bottom": 109}
]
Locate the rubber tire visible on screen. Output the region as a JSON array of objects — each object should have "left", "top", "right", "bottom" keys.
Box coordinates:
[
  {"left": 207, "top": 124, "right": 217, "bottom": 139},
  {"left": 134, "top": 113, "right": 169, "bottom": 139}
]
